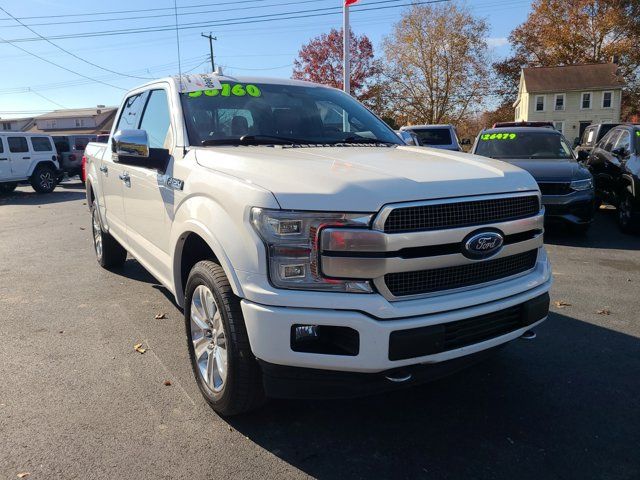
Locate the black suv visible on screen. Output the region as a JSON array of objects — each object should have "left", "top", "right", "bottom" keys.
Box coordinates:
[
  {"left": 584, "top": 124, "right": 640, "bottom": 233},
  {"left": 473, "top": 127, "right": 595, "bottom": 232},
  {"left": 574, "top": 123, "right": 621, "bottom": 161}
]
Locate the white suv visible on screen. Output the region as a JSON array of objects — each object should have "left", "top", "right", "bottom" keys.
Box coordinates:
[
  {"left": 0, "top": 132, "right": 61, "bottom": 194},
  {"left": 85, "top": 75, "right": 552, "bottom": 415}
]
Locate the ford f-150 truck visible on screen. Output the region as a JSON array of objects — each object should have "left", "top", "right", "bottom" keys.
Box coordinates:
[{"left": 85, "top": 74, "right": 552, "bottom": 415}]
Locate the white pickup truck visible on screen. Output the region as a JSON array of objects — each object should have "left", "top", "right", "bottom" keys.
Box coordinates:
[{"left": 85, "top": 74, "right": 552, "bottom": 415}]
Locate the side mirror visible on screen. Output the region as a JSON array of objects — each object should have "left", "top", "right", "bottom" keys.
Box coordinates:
[
  {"left": 112, "top": 129, "right": 149, "bottom": 158},
  {"left": 611, "top": 147, "right": 628, "bottom": 158},
  {"left": 577, "top": 150, "right": 589, "bottom": 162},
  {"left": 460, "top": 138, "right": 471, "bottom": 146}
]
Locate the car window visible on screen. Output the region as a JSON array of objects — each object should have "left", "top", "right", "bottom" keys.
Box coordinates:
[
  {"left": 411, "top": 128, "right": 453, "bottom": 146},
  {"left": 52, "top": 136, "right": 70, "bottom": 153},
  {"left": 30, "top": 137, "right": 53, "bottom": 152},
  {"left": 139, "top": 89, "right": 172, "bottom": 149},
  {"left": 613, "top": 130, "right": 631, "bottom": 153},
  {"left": 0, "top": 138, "right": 4, "bottom": 153},
  {"left": 474, "top": 131, "right": 573, "bottom": 159},
  {"left": 597, "top": 124, "right": 617, "bottom": 141},
  {"left": 602, "top": 130, "right": 621, "bottom": 152},
  {"left": 115, "top": 92, "right": 148, "bottom": 132},
  {"left": 73, "top": 137, "right": 93, "bottom": 151},
  {"left": 583, "top": 127, "right": 596, "bottom": 146},
  {"left": 8, "top": 137, "right": 28, "bottom": 153}
]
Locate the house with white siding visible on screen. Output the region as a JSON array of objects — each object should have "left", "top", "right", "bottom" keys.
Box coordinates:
[
  {"left": 0, "top": 116, "right": 35, "bottom": 132},
  {"left": 513, "top": 63, "right": 625, "bottom": 144}
]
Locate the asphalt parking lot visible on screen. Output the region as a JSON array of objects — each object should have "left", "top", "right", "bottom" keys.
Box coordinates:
[{"left": 1, "top": 182, "right": 639, "bottom": 480}]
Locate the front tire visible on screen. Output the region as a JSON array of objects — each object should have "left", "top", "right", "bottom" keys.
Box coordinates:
[
  {"left": 91, "top": 201, "right": 127, "bottom": 268},
  {"left": 0, "top": 182, "right": 17, "bottom": 194},
  {"left": 30, "top": 164, "right": 57, "bottom": 193},
  {"left": 185, "top": 260, "right": 264, "bottom": 416},
  {"left": 618, "top": 192, "right": 639, "bottom": 234}
]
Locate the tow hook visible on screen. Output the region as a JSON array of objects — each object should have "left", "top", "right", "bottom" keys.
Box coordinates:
[
  {"left": 520, "top": 330, "right": 536, "bottom": 340},
  {"left": 385, "top": 370, "right": 413, "bottom": 383}
]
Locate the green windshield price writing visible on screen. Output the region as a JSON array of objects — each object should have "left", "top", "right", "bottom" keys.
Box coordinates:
[
  {"left": 188, "top": 84, "right": 262, "bottom": 98},
  {"left": 481, "top": 133, "right": 517, "bottom": 141},
  {"left": 636, "top": 131, "right": 640, "bottom": 137}
]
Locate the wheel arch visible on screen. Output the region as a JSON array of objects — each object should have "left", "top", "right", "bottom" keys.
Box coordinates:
[
  {"left": 29, "top": 160, "right": 58, "bottom": 177},
  {"left": 172, "top": 223, "right": 244, "bottom": 308}
]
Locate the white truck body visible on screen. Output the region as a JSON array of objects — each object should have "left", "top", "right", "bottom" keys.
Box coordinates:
[{"left": 85, "top": 75, "right": 551, "bottom": 413}]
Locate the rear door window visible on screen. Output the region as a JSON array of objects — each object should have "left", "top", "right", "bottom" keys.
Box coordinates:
[
  {"left": 30, "top": 136, "right": 53, "bottom": 152},
  {"left": 0, "top": 138, "right": 4, "bottom": 153},
  {"left": 413, "top": 128, "right": 453, "bottom": 146},
  {"left": 115, "top": 92, "right": 149, "bottom": 132},
  {"left": 8, "top": 137, "right": 28, "bottom": 153}
]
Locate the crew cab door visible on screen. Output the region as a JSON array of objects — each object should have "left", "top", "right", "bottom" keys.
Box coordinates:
[
  {"left": 6, "top": 136, "right": 31, "bottom": 179},
  {"left": 119, "top": 88, "right": 175, "bottom": 281},
  {"left": 102, "top": 91, "right": 148, "bottom": 238},
  {"left": 0, "top": 137, "right": 10, "bottom": 179}
]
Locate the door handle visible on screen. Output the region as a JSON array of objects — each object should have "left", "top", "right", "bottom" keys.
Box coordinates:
[
  {"left": 22, "top": 156, "right": 31, "bottom": 160},
  {"left": 0, "top": 157, "right": 8, "bottom": 161},
  {"left": 118, "top": 173, "right": 130, "bottom": 182},
  {"left": 99, "top": 165, "right": 108, "bottom": 173}
]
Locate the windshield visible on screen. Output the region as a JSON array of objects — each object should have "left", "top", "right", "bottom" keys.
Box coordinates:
[
  {"left": 180, "top": 82, "right": 402, "bottom": 146},
  {"left": 411, "top": 128, "right": 453, "bottom": 146},
  {"left": 475, "top": 131, "right": 574, "bottom": 160}
]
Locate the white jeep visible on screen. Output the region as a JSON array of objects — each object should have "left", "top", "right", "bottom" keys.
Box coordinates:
[
  {"left": 85, "top": 74, "right": 552, "bottom": 415},
  {"left": 0, "top": 132, "right": 61, "bottom": 194}
]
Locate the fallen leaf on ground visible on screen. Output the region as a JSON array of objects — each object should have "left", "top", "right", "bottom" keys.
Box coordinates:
[
  {"left": 163, "top": 380, "right": 172, "bottom": 386},
  {"left": 17, "top": 473, "right": 29, "bottom": 479},
  {"left": 133, "top": 343, "right": 146, "bottom": 354},
  {"left": 79, "top": 227, "right": 86, "bottom": 230},
  {"left": 154, "top": 313, "right": 167, "bottom": 320},
  {"left": 554, "top": 300, "right": 571, "bottom": 308},
  {"left": 596, "top": 309, "right": 611, "bottom": 315}
]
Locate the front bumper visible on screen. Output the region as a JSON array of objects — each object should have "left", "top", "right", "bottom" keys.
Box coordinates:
[
  {"left": 543, "top": 189, "right": 595, "bottom": 225},
  {"left": 241, "top": 276, "right": 551, "bottom": 374}
]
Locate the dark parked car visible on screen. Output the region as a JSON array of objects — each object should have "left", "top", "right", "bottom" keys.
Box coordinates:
[
  {"left": 584, "top": 124, "right": 640, "bottom": 233},
  {"left": 574, "top": 123, "right": 621, "bottom": 161},
  {"left": 473, "top": 127, "right": 595, "bottom": 232},
  {"left": 400, "top": 125, "right": 466, "bottom": 151}
]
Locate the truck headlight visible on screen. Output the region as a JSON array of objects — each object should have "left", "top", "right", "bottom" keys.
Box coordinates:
[
  {"left": 570, "top": 178, "right": 593, "bottom": 191},
  {"left": 251, "top": 208, "right": 374, "bottom": 293}
]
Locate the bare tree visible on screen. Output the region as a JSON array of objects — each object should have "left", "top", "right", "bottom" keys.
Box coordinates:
[{"left": 383, "top": 2, "right": 490, "bottom": 126}]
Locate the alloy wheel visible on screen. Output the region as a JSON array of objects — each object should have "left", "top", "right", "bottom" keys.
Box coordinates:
[
  {"left": 190, "top": 285, "right": 228, "bottom": 393},
  {"left": 92, "top": 208, "right": 103, "bottom": 259},
  {"left": 40, "top": 172, "right": 54, "bottom": 190}
]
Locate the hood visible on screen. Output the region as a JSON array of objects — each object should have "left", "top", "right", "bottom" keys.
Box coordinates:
[
  {"left": 194, "top": 146, "right": 539, "bottom": 211},
  {"left": 499, "top": 158, "right": 590, "bottom": 182}
]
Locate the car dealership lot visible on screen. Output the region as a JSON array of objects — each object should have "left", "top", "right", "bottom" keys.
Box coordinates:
[{"left": 1, "top": 184, "right": 639, "bottom": 480}]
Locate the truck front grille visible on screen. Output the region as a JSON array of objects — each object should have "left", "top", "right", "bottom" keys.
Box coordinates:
[
  {"left": 383, "top": 195, "right": 540, "bottom": 233},
  {"left": 384, "top": 250, "right": 538, "bottom": 297}
]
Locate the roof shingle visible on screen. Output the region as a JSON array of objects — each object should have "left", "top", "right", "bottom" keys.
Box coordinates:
[{"left": 523, "top": 63, "right": 625, "bottom": 93}]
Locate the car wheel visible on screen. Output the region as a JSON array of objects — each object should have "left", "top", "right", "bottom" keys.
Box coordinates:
[
  {"left": 91, "top": 201, "right": 127, "bottom": 268},
  {"left": 30, "top": 164, "right": 57, "bottom": 193},
  {"left": 617, "top": 192, "right": 639, "bottom": 234},
  {"left": 185, "top": 260, "right": 264, "bottom": 416},
  {"left": 0, "top": 182, "right": 17, "bottom": 194}
]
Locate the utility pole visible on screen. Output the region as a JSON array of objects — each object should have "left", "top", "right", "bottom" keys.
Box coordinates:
[
  {"left": 343, "top": 5, "right": 350, "bottom": 95},
  {"left": 201, "top": 32, "right": 217, "bottom": 72}
]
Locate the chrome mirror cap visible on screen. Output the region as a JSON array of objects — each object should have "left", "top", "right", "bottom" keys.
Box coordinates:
[{"left": 112, "top": 129, "right": 149, "bottom": 158}]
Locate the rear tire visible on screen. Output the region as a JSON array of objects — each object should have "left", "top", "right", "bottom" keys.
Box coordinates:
[
  {"left": 91, "top": 201, "right": 127, "bottom": 268},
  {"left": 30, "top": 164, "right": 57, "bottom": 193},
  {"left": 0, "top": 182, "right": 17, "bottom": 194},
  {"left": 185, "top": 260, "right": 265, "bottom": 416}
]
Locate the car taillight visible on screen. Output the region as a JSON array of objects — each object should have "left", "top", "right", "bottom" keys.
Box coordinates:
[{"left": 81, "top": 156, "right": 87, "bottom": 182}]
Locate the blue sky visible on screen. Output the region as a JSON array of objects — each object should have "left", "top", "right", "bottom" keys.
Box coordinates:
[{"left": 0, "top": 0, "right": 531, "bottom": 119}]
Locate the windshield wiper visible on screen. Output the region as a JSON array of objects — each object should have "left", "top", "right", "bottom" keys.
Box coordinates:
[{"left": 333, "top": 136, "right": 397, "bottom": 145}]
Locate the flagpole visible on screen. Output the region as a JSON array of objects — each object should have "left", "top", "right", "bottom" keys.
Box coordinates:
[{"left": 343, "top": 2, "right": 350, "bottom": 96}]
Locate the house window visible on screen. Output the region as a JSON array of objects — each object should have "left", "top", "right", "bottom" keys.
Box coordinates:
[
  {"left": 47, "top": 120, "right": 57, "bottom": 129},
  {"left": 535, "top": 95, "right": 545, "bottom": 112},
  {"left": 2, "top": 122, "right": 11, "bottom": 130},
  {"left": 602, "top": 91, "right": 613, "bottom": 109},
  {"left": 75, "top": 119, "right": 86, "bottom": 127},
  {"left": 554, "top": 94, "right": 565, "bottom": 111},
  {"left": 553, "top": 121, "right": 564, "bottom": 134},
  {"left": 581, "top": 92, "right": 592, "bottom": 109}
]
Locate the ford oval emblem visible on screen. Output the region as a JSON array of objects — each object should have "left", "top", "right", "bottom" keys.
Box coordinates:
[{"left": 463, "top": 231, "right": 504, "bottom": 259}]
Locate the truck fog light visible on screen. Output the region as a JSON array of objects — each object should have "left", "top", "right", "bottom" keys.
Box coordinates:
[
  {"left": 294, "top": 324, "right": 319, "bottom": 342},
  {"left": 281, "top": 264, "right": 306, "bottom": 279}
]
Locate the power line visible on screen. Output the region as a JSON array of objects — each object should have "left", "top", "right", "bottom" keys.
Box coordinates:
[
  {"left": 28, "top": 89, "right": 67, "bottom": 108},
  {"left": 0, "top": 34, "right": 127, "bottom": 91},
  {"left": 0, "top": 0, "right": 450, "bottom": 44},
  {"left": 0, "top": 5, "right": 154, "bottom": 80}
]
